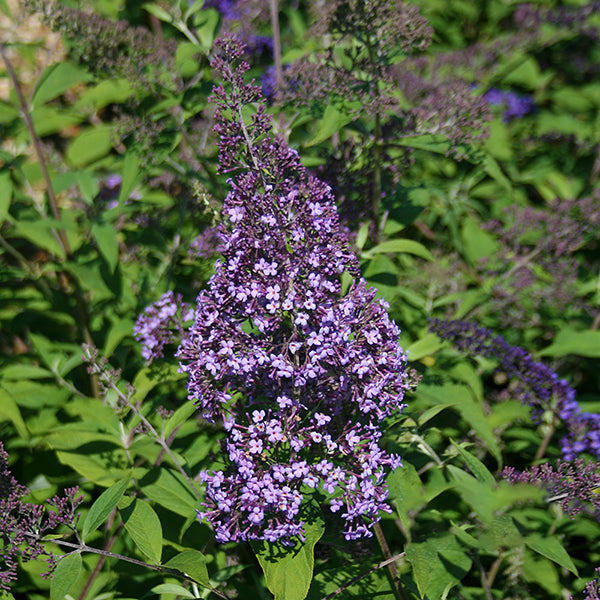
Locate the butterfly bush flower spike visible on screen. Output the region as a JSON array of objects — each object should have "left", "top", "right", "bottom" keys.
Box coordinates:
[{"left": 178, "top": 36, "right": 414, "bottom": 544}]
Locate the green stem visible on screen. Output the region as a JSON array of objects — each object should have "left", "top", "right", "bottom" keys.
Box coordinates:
[
  {"left": 95, "top": 365, "right": 203, "bottom": 500},
  {"left": 534, "top": 421, "right": 555, "bottom": 462},
  {"left": 485, "top": 553, "right": 503, "bottom": 589},
  {"left": 320, "top": 551, "right": 406, "bottom": 600}
]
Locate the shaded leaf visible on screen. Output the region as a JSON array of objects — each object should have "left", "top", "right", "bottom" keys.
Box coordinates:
[
  {"left": 50, "top": 552, "right": 82, "bottom": 600},
  {"left": 538, "top": 329, "right": 600, "bottom": 358},
  {"left": 406, "top": 534, "right": 472, "bottom": 600},
  {"left": 92, "top": 221, "right": 119, "bottom": 272},
  {"left": 165, "top": 550, "right": 210, "bottom": 587},
  {"left": 120, "top": 499, "right": 163, "bottom": 564},
  {"left": 451, "top": 440, "right": 496, "bottom": 486},
  {"left": 82, "top": 478, "right": 130, "bottom": 541},
  {"left": 524, "top": 534, "right": 578, "bottom": 576}
]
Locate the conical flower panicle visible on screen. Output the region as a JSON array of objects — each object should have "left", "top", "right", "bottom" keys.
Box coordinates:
[{"left": 178, "top": 36, "right": 411, "bottom": 543}]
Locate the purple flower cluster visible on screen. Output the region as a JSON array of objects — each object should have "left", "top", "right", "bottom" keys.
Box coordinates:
[
  {"left": 134, "top": 291, "right": 194, "bottom": 363},
  {"left": 0, "top": 443, "right": 83, "bottom": 593},
  {"left": 503, "top": 459, "right": 600, "bottom": 518},
  {"left": 429, "top": 319, "right": 600, "bottom": 461},
  {"left": 581, "top": 568, "right": 600, "bottom": 600},
  {"left": 177, "top": 37, "right": 412, "bottom": 544},
  {"left": 483, "top": 88, "right": 535, "bottom": 121}
]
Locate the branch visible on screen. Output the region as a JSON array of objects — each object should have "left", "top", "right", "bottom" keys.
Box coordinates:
[{"left": 320, "top": 551, "right": 406, "bottom": 600}]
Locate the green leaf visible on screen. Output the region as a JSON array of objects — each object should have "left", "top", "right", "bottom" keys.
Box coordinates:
[
  {"left": 536, "top": 111, "right": 590, "bottom": 140},
  {"left": 450, "top": 440, "right": 496, "bottom": 486},
  {"left": 483, "top": 120, "right": 512, "bottom": 161},
  {"left": 74, "top": 79, "right": 133, "bottom": 112},
  {"left": 253, "top": 517, "right": 324, "bottom": 600},
  {"left": 306, "top": 104, "right": 353, "bottom": 146},
  {"left": 118, "top": 153, "right": 141, "bottom": 209},
  {"left": 0, "top": 171, "right": 12, "bottom": 221},
  {"left": 103, "top": 318, "right": 135, "bottom": 358},
  {"left": 30, "top": 106, "right": 85, "bottom": 136},
  {"left": 51, "top": 552, "right": 82, "bottom": 600},
  {"left": 450, "top": 522, "right": 481, "bottom": 549},
  {"left": 460, "top": 215, "right": 499, "bottom": 263},
  {"left": 82, "top": 478, "right": 130, "bottom": 541},
  {"left": 141, "top": 469, "right": 198, "bottom": 517},
  {"left": 524, "top": 534, "right": 578, "bottom": 576},
  {"left": 143, "top": 2, "right": 174, "bottom": 23},
  {"left": 522, "top": 552, "right": 561, "bottom": 594},
  {"left": 396, "top": 133, "right": 457, "bottom": 155},
  {"left": 56, "top": 450, "right": 130, "bottom": 487},
  {"left": 185, "top": 0, "right": 207, "bottom": 21},
  {"left": 363, "top": 239, "right": 434, "bottom": 261},
  {"left": 538, "top": 329, "right": 600, "bottom": 358},
  {"left": 32, "top": 62, "right": 91, "bottom": 107},
  {"left": 418, "top": 404, "right": 456, "bottom": 426},
  {"left": 405, "top": 333, "right": 443, "bottom": 361},
  {"left": 165, "top": 550, "right": 210, "bottom": 587},
  {"left": 150, "top": 583, "right": 194, "bottom": 598},
  {"left": 0, "top": 389, "right": 28, "bottom": 439},
  {"left": 405, "top": 534, "right": 472, "bottom": 600},
  {"left": 12, "top": 219, "right": 66, "bottom": 258},
  {"left": 387, "top": 463, "right": 425, "bottom": 540},
  {"left": 66, "top": 125, "right": 113, "bottom": 167},
  {"left": 356, "top": 222, "right": 370, "bottom": 251},
  {"left": 192, "top": 8, "right": 221, "bottom": 49},
  {"left": 120, "top": 498, "right": 163, "bottom": 564},
  {"left": 482, "top": 154, "right": 512, "bottom": 192},
  {"left": 163, "top": 401, "right": 197, "bottom": 439},
  {"left": 309, "top": 561, "right": 394, "bottom": 599},
  {"left": 0, "top": 364, "right": 53, "bottom": 380},
  {"left": 0, "top": 99, "right": 18, "bottom": 124},
  {"left": 131, "top": 364, "right": 184, "bottom": 404},
  {"left": 92, "top": 221, "right": 119, "bottom": 272},
  {"left": 418, "top": 384, "right": 501, "bottom": 463},
  {"left": 446, "top": 465, "right": 496, "bottom": 524}
]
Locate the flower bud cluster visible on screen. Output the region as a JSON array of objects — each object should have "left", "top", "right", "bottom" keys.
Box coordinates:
[
  {"left": 177, "top": 36, "right": 411, "bottom": 543},
  {"left": 0, "top": 443, "right": 83, "bottom": 593},
  {"left": 503, "top": 459, "right": 600, "bottom": 518}
]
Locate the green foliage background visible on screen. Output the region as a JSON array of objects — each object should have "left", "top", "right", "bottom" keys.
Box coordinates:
[{"left": 1, "top": 0, "right": 600, "bottom": 599}]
